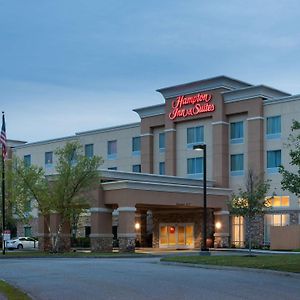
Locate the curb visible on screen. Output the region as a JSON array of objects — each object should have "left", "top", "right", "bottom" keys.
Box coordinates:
[{"left": 160, "top": 261, "right": 300, "bottom": 279}]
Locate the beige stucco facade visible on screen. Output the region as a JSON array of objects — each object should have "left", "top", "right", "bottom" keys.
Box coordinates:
[{"left": 11, "top": 75, "right": 300, "bottom": 251}]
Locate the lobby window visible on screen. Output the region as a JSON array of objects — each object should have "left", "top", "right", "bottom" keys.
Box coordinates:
[
  {"left": 107, "top": 140, "right": 117, "bottom": 160},
  {"left": 108, "top": 167, "right": 117, "bottom": 170},
  {"left": 266, "top": 116, "right": 281, "bottom": 139},
  {"left": 187, "top": 126, "right": 204, "bottom": 149},
  {"left": 264, "top": 214, "right": 289, "bottom": 244},
  {"left": 187, "top": 157, "right": 203, "bottom": 177},
  {"left": 231, "top": 216, "right": 244, "bottom": 248},
  {"left": 269, "top": 196, "right": 290, "bottom": 207},
  {"left": 85, "top": 144, "right": 94, "bottom": 158},
  {"left": 45, "top": 151, "right": 53, "bottom": 166},
  {"left": 132, "top": 137, "right": 141, "bottom": 156},
  {"left": 132, "top": 164, "right": 141, "bottom": 173},
  {"left": 230, "top": 121, "right": 244, "bottom": 144},
  {"left": 230, "top": 154, "right": 244, "bottom": 176},
  {"left": 24, "top": 226, "right": 32, "bottom": 237},
  {"left": 267, "top": 150, "right": 281, "bottom": 173},
  {"left": 159, "top": 133, "right": 165, "bottom": 152},
  {"left": 159, "top": 162, "right": 165, "bottom": 175},
  {"left": 24, "top": 155, "right": 31, "bottom": 167}
]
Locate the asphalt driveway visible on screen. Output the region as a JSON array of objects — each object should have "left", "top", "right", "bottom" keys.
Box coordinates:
[{"left": 0, "top": 257, "right": 299, "bottom": 300}]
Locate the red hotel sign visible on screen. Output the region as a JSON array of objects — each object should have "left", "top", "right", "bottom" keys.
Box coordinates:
[{"left": 169, "top": 93, "right": 215, "bottom": 120}]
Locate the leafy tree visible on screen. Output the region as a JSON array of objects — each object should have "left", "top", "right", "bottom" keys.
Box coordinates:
[
  {"left": 12, "top": 142, "right": 103, "bottom": 252},
  {"left": 228, "top": 170, "right": 271, "bottom": 255},
  {"left": 279, "top": 120, "right": 300, "bottom": 196}
]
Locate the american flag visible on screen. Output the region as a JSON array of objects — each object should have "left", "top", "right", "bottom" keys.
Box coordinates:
[{"left": 0, "top": 112, "right": 7, "bottom": 159}]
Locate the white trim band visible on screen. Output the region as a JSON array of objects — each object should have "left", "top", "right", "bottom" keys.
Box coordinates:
[
  {"left": 90, "top": 207, "right": 113, "bottom": 213},
  {"left": 214, "top": 233, "right": 230, "bottom": 237},
  {"left": 247, "top": 116, "right": 264, "bottom": 121},
  {"left": 90, "top": 234, "right": 114, "bottom": 238},
  {"left": 117, "top": 207, "right": 137, "bottom": 212},
  {"left": 140, "top": 133, "right": 153, "bottom": 137},
  {"left": 214, "top": 210, "right": 230, "bottom": 216},
  {"left": 118, "top": 233, "right": 137, "bottom": 238},
  {"left": 211, "top": 121, "right": 229, "bottom": 125},
  {"left": 164, "top": 128, "right": 176, "bottom": 132}
]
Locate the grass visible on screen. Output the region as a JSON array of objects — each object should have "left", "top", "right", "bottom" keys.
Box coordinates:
[
  {"left": 0, "top": 280, "right": 31, "bottom": 300},
  {"left": 161, "top": 255, "right": 300, "bottom": 273}
]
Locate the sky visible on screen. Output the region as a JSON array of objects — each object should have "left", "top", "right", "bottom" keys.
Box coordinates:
[{"left": 1, "top": 0, "right": 300, "bottom": 142}]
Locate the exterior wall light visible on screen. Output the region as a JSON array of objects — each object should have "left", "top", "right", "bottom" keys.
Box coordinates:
[
  {"left": 135, "top": 222, "right": 140, "bottom": 230},
  {"left": 215, "top": 221, "right": 222, "bottom": 230}
]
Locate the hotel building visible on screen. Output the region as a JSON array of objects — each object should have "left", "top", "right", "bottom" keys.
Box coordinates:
[{"left": 12, "top": 76, "right": 300, "bottom": 251}]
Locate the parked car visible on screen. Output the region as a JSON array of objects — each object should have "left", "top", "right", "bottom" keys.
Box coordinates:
[{"left": 5, "top": 237, "right": 38, "bottom": 250}]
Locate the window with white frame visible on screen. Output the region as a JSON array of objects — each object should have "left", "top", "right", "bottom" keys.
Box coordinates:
[
  {"left": 230, "top": 121, "right": 244, "bottom": 144},
  {"left": 187, "top": 126, "right": 204, "bottom": 148},
  {"left": 266, "top": 116, "right": 281, "bottom": 139},
  {"left": 24, "top": 155, "right": 31, "bottom": 167},
  {"left": 230, "top": 154, "right": 244, "bottom": 176},
  {"left": 45, "top": 151, "right": 53, "bottom": 165},
  {"left": 107, "top": 140, "right": 117, "bottom": 160},
  {"left": 264, "top": 214, "right": 289, "bottom": 244},
  {"left": 267, "top": 150, "right": 281, "bottom": 173},
  {"left": 231, "top": 216, "right": 244, "bottom": 247},
  {"left": 132, "top": 137, "right": 141, "bottom": 156},
  {"left": 187, "top": 157, "right": 203, "bottom": 177},
  {"left": 159, "top": 162, "right": 165, "bottom": 175},
  {"left": 132, "top": 164, "right": 141, "bottom": 173},
  {"left": 269, "top": 196, "right": 290, "bottom": 207},
  {"left": 159, "top": 133, "right": 165, "bottom": 152},
  {"left": 85, "top": 144, "right": 94, "bottom": 158}
]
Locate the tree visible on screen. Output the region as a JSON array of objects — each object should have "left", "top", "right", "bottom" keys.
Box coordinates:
[
  {"left": 279, "top": 120, "right": 300, "bottom": 196},
  {"left": 12, "top": 141, "right": 103, "bottom": 252},
  {"left": 228, "top": 170, "right": 271, "bottom": 255}
]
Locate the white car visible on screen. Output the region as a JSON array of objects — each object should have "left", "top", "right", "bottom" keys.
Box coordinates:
[{"left": 5, "top": 237, "right": 38, "bottom": 250}]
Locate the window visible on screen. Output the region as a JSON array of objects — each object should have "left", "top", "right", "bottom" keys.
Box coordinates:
[
  {"left": 24, "top": 226, "right": 32, "bottom": 237},
  {"left": 264, "top": 214, "right": 289, "bottom": 244},
  {"left": 187, "top": 126, "right": 204, "bottom": 148},
  {"left": 24, "top": 155, "right": 31, "bottom": 167},
  {"left": 45, "top": 151, "right": 53, "bottom": 166},
  {"left": 108, "top": 167, "right": 117, "bottom": 170},
  {"left": 187, "top": 157, "right": 203, "bottom": 177},
  {"left": 132, "top": 137, "right": 141, "bottom": 155},
  {"left": 107, "top": 140, "right": 117, "bottom": 160},
  {"left": 159, "top": 133, "right": 165, "bottom": 152},
  {"left": 132, "top": 164, "right": 141, "bottom": 173},
  {"left": 269, "top": 196, "right": 290, "bottom": 207},
  {"left": 230, "top": 154, "right": 244, "bottom": 176},
  {"left": 267, "top": 150, "right": 281, "bottom": 173},
  {"left": 159, "top": 162, "right": 165, "bottom": 175},
  {"left": 85, "top": 226, "right": 91, "bottom": 237},
  {"left": 231, "top": 216, "right": 244, "bottom": 247},
  {"left": 230, "top": 121, "right": 244, "bottom": 144},
  {"left": 85, "top": 144, "right": 94, "bottom": 158},
  {"left": 266, "top": 116, "right": 281, "bottom": 139}
]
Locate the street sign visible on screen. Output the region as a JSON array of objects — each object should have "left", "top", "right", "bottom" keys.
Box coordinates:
[{"left": 3, "top": 230, "right": 11, "bottom": 241}]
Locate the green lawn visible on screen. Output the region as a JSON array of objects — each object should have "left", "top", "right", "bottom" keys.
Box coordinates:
[
  {"left": 161, "top": 255, "right": 300, "bottom": 273},
  {"left": 0, "top": 280, "right": 31, "bottom": 300}
]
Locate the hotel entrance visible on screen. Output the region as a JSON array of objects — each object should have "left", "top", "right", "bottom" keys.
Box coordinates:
[{"left": 159, "top": 223, "right": 194, "bottom": 249}]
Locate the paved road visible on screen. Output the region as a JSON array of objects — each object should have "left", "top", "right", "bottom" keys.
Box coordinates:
[{"left": 0, "top": 257, "right": 299, "bottom": 300}]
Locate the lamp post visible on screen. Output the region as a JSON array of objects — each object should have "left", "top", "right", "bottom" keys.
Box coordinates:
[{"left": 193, "top": 144, "right": 208, "bottom": 252}]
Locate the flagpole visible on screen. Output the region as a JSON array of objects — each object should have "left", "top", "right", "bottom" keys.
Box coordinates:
[
  {"left": 1, "top": 144, "right": 5, "bottom": 255},
  {"left": 1, "top": 111, "right": 5, "bottom": 255}
]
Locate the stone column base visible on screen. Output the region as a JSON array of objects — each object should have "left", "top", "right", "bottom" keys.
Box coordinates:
[
  {"left": 90, "top": 234, "right": 113, "bottom": 252},
  {"left": 118, "top": 236, "right": 136, "bottom": 252},
  {"left": 214, "top": 233, "right": 229, "bottom": 248}
]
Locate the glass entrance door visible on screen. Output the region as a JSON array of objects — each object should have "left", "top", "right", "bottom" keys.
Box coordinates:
[{"left": 159, "top": 224, "right": 194, "bottom": 249}]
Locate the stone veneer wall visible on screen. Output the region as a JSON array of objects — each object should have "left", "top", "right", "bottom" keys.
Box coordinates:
[{"left": 152, "top": 209, "right": 214, "bottom": 249}]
